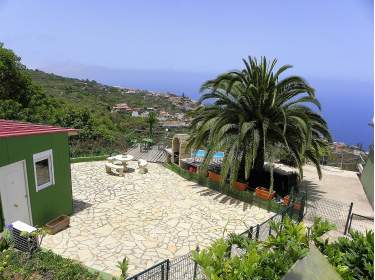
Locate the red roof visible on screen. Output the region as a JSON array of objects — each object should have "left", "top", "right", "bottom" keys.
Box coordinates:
[{"left": 0, "top": 119, "right": 78, "bottom": 138}]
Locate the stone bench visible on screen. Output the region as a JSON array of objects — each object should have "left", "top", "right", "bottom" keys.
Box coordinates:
[{"left": 105, "top": 162, "right": 124, "bottom": 176}]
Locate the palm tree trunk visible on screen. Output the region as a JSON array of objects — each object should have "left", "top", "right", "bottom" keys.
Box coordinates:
[{"left": 254, "top": 147, "right": 265, "bottom": 171}]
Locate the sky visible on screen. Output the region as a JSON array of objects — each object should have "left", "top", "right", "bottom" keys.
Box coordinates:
[{"left": 0, "top": 0, "right": 373, "bottom": 146}]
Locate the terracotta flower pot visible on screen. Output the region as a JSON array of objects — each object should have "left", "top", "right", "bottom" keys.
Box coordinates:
[
  {"left": 208, "top": 171, "right": 222, "bottom": 183},
  {"left": 283, "top": 195, "right": 302, "bottom": 210},
  {"left": 233, "top": 181, "right": 248, "bottom": 191},
  {"left": 283, "top": 195, "right": 290, "bottom": 206},
  {"left": 255, "top": 187, "right": 276, "bottom": 201},
  {"left": 188, "top": 166, "right": 197, "bottom": 173},
  {"left": 293, "top": 202, "right": 302, "bottom": 210}
]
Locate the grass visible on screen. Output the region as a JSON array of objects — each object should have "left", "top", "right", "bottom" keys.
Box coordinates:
[{"left": 164, "top": 163, "right": 285, "bottom": 213}]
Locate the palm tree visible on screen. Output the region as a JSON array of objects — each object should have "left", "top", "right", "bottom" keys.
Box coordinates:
[
  {"left": 146, "top": 111, "right": 158, "bottom": 137},
  {"left": 188, "top": 57, "right": 331, "bottom": 186}
]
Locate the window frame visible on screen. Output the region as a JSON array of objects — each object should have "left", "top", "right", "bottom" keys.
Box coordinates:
[{"left": 33, "top": 149, "right": 55, "bottom": 192}]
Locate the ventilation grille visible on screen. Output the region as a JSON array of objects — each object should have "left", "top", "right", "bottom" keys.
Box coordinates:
[{"left": 11, "top": 227, "right": 38, "bottom": 253}]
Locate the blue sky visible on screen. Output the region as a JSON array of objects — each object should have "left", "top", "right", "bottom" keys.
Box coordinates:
[{"left": 0, "top": 0, "right": 373, "bottom": 146}]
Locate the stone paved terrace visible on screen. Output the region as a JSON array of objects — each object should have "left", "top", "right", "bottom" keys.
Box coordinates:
[{"left": 43, "top": 161, "right": 273, "bottom": 277}]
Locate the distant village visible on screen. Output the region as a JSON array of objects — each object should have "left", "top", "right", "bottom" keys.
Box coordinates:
[{"left": 110, "top": 87, "right": 200, "bottom": 128}]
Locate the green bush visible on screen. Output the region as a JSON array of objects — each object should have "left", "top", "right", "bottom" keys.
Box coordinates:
[
  {"left": 0, "top": 248, "right": 104, "bottom": 280},
  {"left": 317, "top": 230, "right": 374, "bottom": 280},
  {"left": 193, "top": 217, "right": 325, "bottom": 280}
]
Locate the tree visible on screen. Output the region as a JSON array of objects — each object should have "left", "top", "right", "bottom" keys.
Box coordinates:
[
  {"left": 188, "top": 57, "right": 331, "bottom": 186},
  {"left": 0, "top": 43, "right": 59, "bottom": 123},
  {"left": 146, "top": 112, "right": 158, "bottom": 137}
]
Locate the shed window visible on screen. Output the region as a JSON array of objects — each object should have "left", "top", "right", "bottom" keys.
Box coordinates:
[{"left": 33, "top": 150, "right": 55, "bottom": 191}]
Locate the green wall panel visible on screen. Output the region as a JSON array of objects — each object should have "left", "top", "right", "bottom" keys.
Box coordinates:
[
  {"left": 0, "top": 133, "right": 73, "bottom": 227},
  {"left": 361, "top": 149, "right": 374, "bottom": 208}
]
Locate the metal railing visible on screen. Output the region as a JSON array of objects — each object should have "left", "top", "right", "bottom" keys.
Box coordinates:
[
  {"left": 127, "top": 260, "right": 170, "bottom": 280},
  {"left": 240, "top": 199, "right": 305, "bottom": 242},
  {"left": 347, "top": 213, "right": 374, "bottom": 235}
]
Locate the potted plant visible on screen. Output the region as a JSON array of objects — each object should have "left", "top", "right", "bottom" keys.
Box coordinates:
[
  {"left": 233, "top": 181, "right": 248, "bottom": 191},
  {"left": 188, "top": 166, "right": 197, "bottom": 173},
  {"left": 255, "top": 187, "right": 276, "bottom": 200},
  {"left": 256, "top": 151, "right": 276, "bottom": 200},
  {"left": 208, "top": 171, "right": 222, "bottom": 183},
  {"left": 283, "top": 195, "right": 302, "bottom": 210}
]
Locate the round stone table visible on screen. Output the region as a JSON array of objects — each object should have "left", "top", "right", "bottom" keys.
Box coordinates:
[{"left": 113, "top": 154, "right": 134, "bottom": 170}]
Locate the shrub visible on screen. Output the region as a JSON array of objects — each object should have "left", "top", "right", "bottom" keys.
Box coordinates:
[
  {"left": 193, "top": 217, "right": 316, "bottom": 280},
  {"left": 317, "top": 230, "right": 374, "bottom": 280},
  {"left": 0, "top": 248, "right": 102, "bottom": 280}
]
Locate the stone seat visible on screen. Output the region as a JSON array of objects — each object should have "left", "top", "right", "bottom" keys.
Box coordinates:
[
  {"left": 105, "top": 162, "right": 124, "bottom": 176},
  {"left": 138, "top": 159, "right": 148, "bottom": 174}
]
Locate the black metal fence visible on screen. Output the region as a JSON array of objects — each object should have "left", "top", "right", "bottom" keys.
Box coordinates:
[
  {"left": 126, "top": 252, "right": 204, "bottom": 280},
  {"left": 347, "top": 213, "right": 374, "bottom": 235},
  {"left": 240, "top": 204, "right": 300, "bottom": 241},
  {"left": 127, "top": 260, "right": 170, "bottom": 280}
]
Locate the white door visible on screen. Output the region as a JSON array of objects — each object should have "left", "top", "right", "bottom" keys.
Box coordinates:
[{"left": 0, "top": 161, "right": 32, "bottom": 225}]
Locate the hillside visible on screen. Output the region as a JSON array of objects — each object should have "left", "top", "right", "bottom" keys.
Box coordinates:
[
  {"left": 1, "top": 45, "right": 196, "bottom": 157},
  {"left": 27, "top": 69, "right": 196, "bottom": 114}
]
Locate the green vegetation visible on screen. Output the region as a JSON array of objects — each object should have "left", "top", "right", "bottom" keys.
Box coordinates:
[
  {"left": 0, "top": 248, "right": 106, "bottom": 280},
  {"left": 0, "top": 44, "right": 185, "bottom": 157},
  {"left": 70, "top": 155, "right": 110, "bottom": 163},
  {"left": 188, "top": 57, "right": 332, "bottom": 189},
  {"left": 146, "top": 112, "right": 158, "bottom": 137},
  {"left": 117, "top": 257, "right": 129, "bottom": 280},
  {"left": 0, "top": 227, "right": 117, "bottom": 280},
  {"left": 316, "top": 230, "right": 374, "bottom": 280},
  {"left": 28, "top": 69, "right": 182, "bottom": 114},
  {"left": 193, "top": 217, "right": 324, "bottom": 280},
  {"left": 193, "top": 217, "right": 374, "bottom": 280}
]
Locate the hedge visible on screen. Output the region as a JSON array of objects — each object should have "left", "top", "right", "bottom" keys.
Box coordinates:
[{"left": 70, "top": 155, "right": 109, "bottom": 163}]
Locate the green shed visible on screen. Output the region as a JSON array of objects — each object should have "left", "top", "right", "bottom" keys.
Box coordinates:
[{"left": 0, "top": 119, "right": 77, "bottom": 228}]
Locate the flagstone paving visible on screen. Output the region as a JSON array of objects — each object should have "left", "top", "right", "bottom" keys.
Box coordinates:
[{"left": 43, "top": 161, "right": 274, "bottom": 276}]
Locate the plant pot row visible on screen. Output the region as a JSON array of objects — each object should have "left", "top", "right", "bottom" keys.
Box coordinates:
[
  {"left": 207, "top": 171, "right": 248, "bottom": 191},
  {"left": 206, "top": 171, "right": 303, "bottom": 205}
]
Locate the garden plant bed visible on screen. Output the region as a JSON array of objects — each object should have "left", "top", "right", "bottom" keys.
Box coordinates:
[{"left": 0, "top": 248, "right": 105, "bottom": 280}]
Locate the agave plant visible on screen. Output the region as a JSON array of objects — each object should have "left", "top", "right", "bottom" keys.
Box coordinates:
[{"left": 188, "top": 56, "right": 331, "bottom": 186}]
